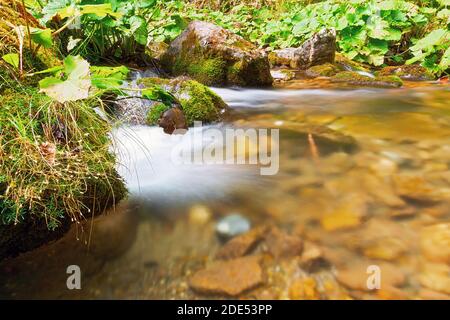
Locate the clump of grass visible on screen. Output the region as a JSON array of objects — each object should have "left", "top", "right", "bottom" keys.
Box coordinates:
[{"left": 0, "top": 82, "right": 126, "bottom": 229}]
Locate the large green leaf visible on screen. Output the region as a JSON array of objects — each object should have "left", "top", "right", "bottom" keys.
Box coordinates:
[
  {"left": 142, "top": 86, "right": 176, "bottom": 107},
  {"left": 30, "top": 28, "right": 53, "bottom": 48},
  {"left": 39, "top": 55, "right": 91, "bottom": 103},
  {"left": 90, "top": 65, "right": 129, "bottom": 90},
  {"left": 2, "top": 53, "right": 19, "bottom": 69},
  {"left": 129, "top": 16, "right": 148, "bottom": 45}
]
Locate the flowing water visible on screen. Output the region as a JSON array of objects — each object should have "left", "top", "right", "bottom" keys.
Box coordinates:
[{"left": 1, "top": 80, "right": 449, "bottom": 299}]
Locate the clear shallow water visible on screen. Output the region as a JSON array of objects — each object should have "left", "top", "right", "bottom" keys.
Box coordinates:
[{"left": 1, "top": 83, "right": 449, "bottom": 299}]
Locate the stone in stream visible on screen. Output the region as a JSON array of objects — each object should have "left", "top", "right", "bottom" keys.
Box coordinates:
[
  {"left": 215, "top": 214, "right": 251, "bottom": 240},
  {"left": 140, "top": 77, "right": 229, "bottom": 126},
  {"left": 188, "top": 256, "right": 264, "bottom": 296},
  {"left": 160, "top": 21, "right": 273, "bottom": 87},
  {"left": 419, "top": 262, "right": 450, "bottom": 294},
  {"left": 377, "top": 64, "right": 434, "bottom": 81},
  {"left": 157, "top": 105, "right": 188, "bottom": 135},
  {"left": 420, "top": 223, "right": 450, "bottom": 264},
  {"left": 264, "top": 227, "right": 304, "bottom": 259},
  {"left": 215, "top": 226, "right": 267, "bottom": 260},
  {"left": 330, "top": 71, "right": 403, "bottom": 88},
  {"left": 336, "top": 262, "right": 406, "bottom": 291},
  {"left": 269, "top": 28, "right": 336, "bottom": 69}
]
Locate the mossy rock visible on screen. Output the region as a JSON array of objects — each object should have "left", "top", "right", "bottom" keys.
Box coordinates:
[
  {"left": 334, "top": 53, "right": 369, "bottom": 72},
  {"left": 139, "top": 77, "right": 228, "bottom": 126},
  {"left": 146, "top": 102, "right": 170, "bottom": 125},
  {"left": 160, "top": 21, "right": 273, "bottom": 87},
  {"left": 331, "top": 71, "right": 403, "bottom": 88},
  {"left": 305, "top": 63, "right": 341, "bottom": 77},
  {"left": 376, "top": 65, "right": 434, "bottom": 81}
]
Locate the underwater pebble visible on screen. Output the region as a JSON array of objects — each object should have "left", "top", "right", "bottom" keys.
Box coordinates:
[
  {"left": 216, "top": 214, "right": 251, "bottom": 239},
  {"left": 189, "top": 256, "right": 263, "bottom": 296},
  {"left": 188, "top": 204, "right": 212, "bottom": 225}
]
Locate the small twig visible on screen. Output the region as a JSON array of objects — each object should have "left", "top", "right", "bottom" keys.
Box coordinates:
[
  {"left": 21, "top": 0, "right": 33, "bottom": 52},
  {"left": 308, "top": 132, "right": 320, "bottom": 161},
  {"left": 52, "top": 15, "right": 78, "bottom": 36}
]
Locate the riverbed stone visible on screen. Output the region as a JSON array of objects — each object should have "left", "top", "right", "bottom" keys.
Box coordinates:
[
  {"left": 420, "top": 223, "right": 450, "bottom": 264},
  {"left": 419, "top": 262, "right": 450, "bottom": 294},
  {"left": 215, "top": 226, "right": 267, "bottom": 259},
  {"left": 160, "top": 21, "right": 273, "bottom": 86},
  {"left": 189, "top": 256, "right": 264, "bottom": 296},
  {"left": 264, "top": 227, "right": 304, "bottom": 259},
  {"left": 139, "top": 77, "right": 228, "bottom": 126},
  {"left": 216, "top": 214, "right": 251, "bottom": 240},
  {"left": 289, "top": 277, "right": 320, "bottom": 300},
  {"left": 320, "top": 196, "right": 367, "bottom": 231},
  {"left": 393, "top": 173, "right": 442, "bottom": 203},
  {"left": 336, "top": 262, "right": 406, "bottom": 291},
  {"left": 331, "top": 71, "right": 403, "bottom": 88},
  {"left": 377, "top": 64, "right": 434, "bottom": 81},
  {"left": 305, "top": 63, "right": 340, "bottom": 78},
  {"left": 269, "top": 28, "right": 336, "bottom": 69}
]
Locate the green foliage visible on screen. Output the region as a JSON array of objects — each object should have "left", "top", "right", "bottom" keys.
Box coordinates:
[
  {"left": 30, "top": 27, "right": 54, "bottom": 48},
  {"left": 407, "top": 28, "right": 450, "bottom": 74},
  {"left": 39, "top": 0, "right": 158, "bottom": 61},
  {"left": 145, "top": 0, "right": 449, "bottom": 75},
  {"left": 90, "top": 65, "right": 130, "bottom": 90},
  {"left": 2, "top": 53, "right": 19, "bottom": 69},
  {"left": 39, "top": 55, "right": 91, "bottom": 103},
  {"left": 146, "top": 102, "right": 170, "bottom": 125},
  {"left": 0, "top": 81, "right": 125, "bottom": 227}
]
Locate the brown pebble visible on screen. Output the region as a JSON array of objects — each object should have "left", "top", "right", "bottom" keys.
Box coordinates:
[
  {"left": 215, "top": 226, "right": 267, "bottom": 260},
  {"left": 189, "top": 256, "right": 264, "bottom": 296},
  {"left": 336, "top": 262, "right": 406, "bottom": 291},
  {"left": 264, "top": 227, "right": 304, "bottom": 259}
]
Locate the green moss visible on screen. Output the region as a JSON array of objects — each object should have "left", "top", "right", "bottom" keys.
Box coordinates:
[
  {"left": 146, "top": 102, "right": 170, "bottom": 125},
  {"left": 137, "top": 77, "right": 170, "bottom": 87},
  {"left": 179, "top": 80, "right": 225, "bottom": 125},
  {"left": 138, "top": 77, "right": 228, "bottom": 125},
  {"left": 331, "top": 71, "right": 403, "bottom": 88},
  {"left": 0, "top": 84, "right": 126, "bottom": 230},
  {"left": 335, "top": 53, "right": 369, "bottom": 72},
  {"left": 305, "top": 63, "right": 340, "bottom": 77},
  {"left": 376, "top": 65, "right": 434, "bottom": 81},
  {"left": 186, "top": 57, "right": 226, "bottom": 86}
]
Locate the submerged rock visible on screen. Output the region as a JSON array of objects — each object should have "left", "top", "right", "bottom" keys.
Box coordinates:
[
  {"left": 216, "top": 226, "right": 267, "bottom": 260},
  {"left": 305, "top": 63, "right": 340, "bottom": 78},
  {"left": 269, "top": 28, "right": 336, "bottom": 69},
  {"left": 160, "top": 21, "right": 273, "bottom": 87},
  {"left": 270, "top": 69, "right": 296, "bottom": 81},
  {"left": 157, "top": 105, "right": 188, "bottom": 134},
  {"left": 336, "top": 262, "right": 406, "bottom": 291},
  {"left": 331, "top": 71, "right": 403, "bottom": 88},
  {"left": 334, "top": 53, "right": 369, "bottom": 72},
  {"left": 264, "top": 227, "right": 304, "bottom": 259},
  {"left": 420, "top": 223, "right": 450, "bottom": 264},
  {"left": 189, "top": 256, "right": 263, "bottom": 296},
  {"left": 377, "top": 65, "right": 434, "bottom": 81},
  {"left": 216, "top": 214, "right": 251, "bottom": 240},
  {"left": 140, "top": 77, "right": 228, "bottom": 126}
]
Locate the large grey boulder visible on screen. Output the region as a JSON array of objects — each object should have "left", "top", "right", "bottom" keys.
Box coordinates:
[
  {"left": 160, "top": 21, "right": 273, "bottom": 87},
  {"left": 269, "top": 28, "right": 336, "bottom": 69}
]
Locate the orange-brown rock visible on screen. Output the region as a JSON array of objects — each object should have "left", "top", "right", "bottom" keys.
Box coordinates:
[
  {"left": 189, "top": 256, "right": 264, "bottom": 296},
  {"left": 264, "top": 227, "right": 304, "bottom": 259},
  {"left": 215, "top": 226, "right": 267, "bottom": 260}
]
